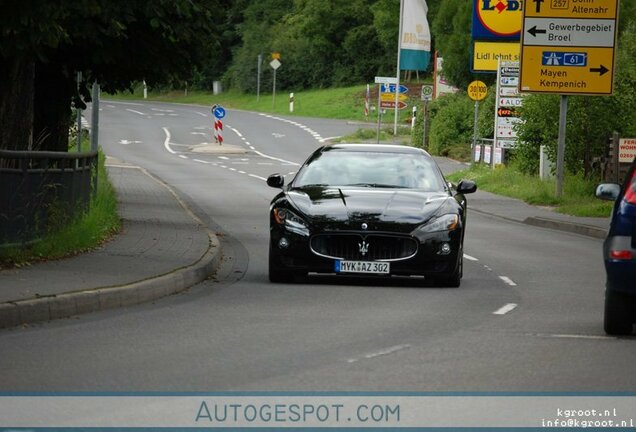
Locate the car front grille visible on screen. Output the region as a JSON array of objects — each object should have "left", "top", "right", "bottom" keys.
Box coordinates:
[{"left": 310, "top": 233, "right": 418, "bottom": 261}]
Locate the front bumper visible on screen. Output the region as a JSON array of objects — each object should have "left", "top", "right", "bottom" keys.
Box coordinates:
[{"left": 270, "top": 228, "right": 462, "bottom": 278}]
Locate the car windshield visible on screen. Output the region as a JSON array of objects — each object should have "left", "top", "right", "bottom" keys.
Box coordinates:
[{"left": 293, "top": 150, "right": 446, "bottom": 191}]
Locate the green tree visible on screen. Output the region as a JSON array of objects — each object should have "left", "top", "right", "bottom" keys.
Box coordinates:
[{"left": 0, "top": 1, "right": 222, "bottom": 151}]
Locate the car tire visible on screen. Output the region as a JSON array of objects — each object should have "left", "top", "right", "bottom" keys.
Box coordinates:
[
  {"left": 437, "top": 249, "right": 462, "bottom": 288},
  {"left": 604, "top": 290, "right": 633, "bottom": 335},
  {"left": 268, "top": 247, "right": 296, "bottom": 283}
]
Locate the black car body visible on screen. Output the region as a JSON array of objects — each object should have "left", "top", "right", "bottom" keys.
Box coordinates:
[
  {"left": 596, "top": 156, "right": 636, "bottom": 335},
  {"left": 267, "top": 144, "right": 477, "bottom": 287}
]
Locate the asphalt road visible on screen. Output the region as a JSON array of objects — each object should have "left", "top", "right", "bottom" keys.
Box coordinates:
[{"left": 0, "top": 100, "right": 633, "bottom": 392}]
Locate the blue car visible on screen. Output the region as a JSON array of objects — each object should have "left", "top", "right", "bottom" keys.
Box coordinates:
[{"left": 596, "top": 156, "right": 636, "bottom": 335}]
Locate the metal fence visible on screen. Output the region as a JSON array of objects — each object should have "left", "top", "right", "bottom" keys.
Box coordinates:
[{"left": 0, "top": 150, "right": 98, "bottom": 245}]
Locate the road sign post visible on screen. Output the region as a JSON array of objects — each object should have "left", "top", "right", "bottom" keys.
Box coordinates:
[
  {"left": 519, "top": 0, "right": 619, "bottom": 196},
  {"left": 270, "top": 58, "right": 281, "bottom": 109},
  {"left": 212, "top": 105, "right": 226, "bottom": 145},
  {"left": 468, "top": 80, "right": 488, "bottom": 166}
]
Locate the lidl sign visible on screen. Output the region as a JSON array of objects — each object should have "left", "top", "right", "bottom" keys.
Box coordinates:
[{"left": 472, "top": 0, "right": 523, "bottom": 40}]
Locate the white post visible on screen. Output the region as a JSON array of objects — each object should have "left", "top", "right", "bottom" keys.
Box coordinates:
[
  {"left": 289, "top": 92, "right": 294, "bottom": 113},
  {"left": 394, "top": 0, "right": 405, "bottom": 136},
  {"left": 411, "top": 106, "right": 417, "bottom": 128},
  {"left": 143, "top": 80, "right": 148, "bottom": 99}
]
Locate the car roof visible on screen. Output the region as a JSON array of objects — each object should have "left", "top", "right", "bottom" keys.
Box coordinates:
[{"left": 322, "top": 143, "right": 431, "bottom": 156}]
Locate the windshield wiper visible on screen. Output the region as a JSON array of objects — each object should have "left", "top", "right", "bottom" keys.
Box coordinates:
[{"left": 346, "top": 183, "right": 406, "bottom": 188}]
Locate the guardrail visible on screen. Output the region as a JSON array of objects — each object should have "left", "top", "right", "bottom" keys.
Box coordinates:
[{"left": 0, "top": 150, "right": 98, "bottom": 246}]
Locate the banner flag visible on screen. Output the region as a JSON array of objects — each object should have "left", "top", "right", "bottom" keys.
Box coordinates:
[{"left": 399, "top": 0, "right": 431, "bottom": 71}]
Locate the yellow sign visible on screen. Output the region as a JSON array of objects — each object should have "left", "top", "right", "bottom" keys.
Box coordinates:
[
  {"left": 524, "top": 0, "right": 617, "bottom": 19},
  {"left": 272, "top": 52, "right": 281, "bottom": 60},
  {"left": 381, "top": 93, "right": 408, "bottom": 102},
  {"left": 473, "top": 41, "right": 520, "bottom": 71},
  {"left": 475, "top": 0, "right": 523, "bottom": 37},
  {"left": 520, "top": 46, "right": 614, "bottom": 94},
  {"left": 519, "top": 0, "right": 619, "bottom": 95},
  {"left": 467, "top": 80, "right": 488, "bottom": 101}
]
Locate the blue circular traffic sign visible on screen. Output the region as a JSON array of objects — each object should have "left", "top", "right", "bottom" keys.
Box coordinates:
[{"left": 213, "top": 106, "right": 226, "bottom": 119}]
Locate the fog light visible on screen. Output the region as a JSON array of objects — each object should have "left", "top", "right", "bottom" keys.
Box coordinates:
[
  {"left": 439, "top": 243, "right": 451, "bottom": 255},
  {"left": 278, "top": 237, "right": 290, "bottom": 249}
]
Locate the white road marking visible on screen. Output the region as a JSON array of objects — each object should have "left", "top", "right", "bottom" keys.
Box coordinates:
[
  {"left": 178, "top": 155, "right": 188, "bottom": 160},
  {"left": 493, "top": 303, "right": 518, "bottom": 315},
  {"left": 193, "top": 159, "right": 210, "bottom": 164},
  {"left": 499, "top": 276, "right": 517, "bottom": 286},
  {"left": 218, "top": 156, "right": 229, "bottom": 160},
  {"left": 320, "top": 136, "right": 341, "bottom": 143},
  {"left": 253, "top": 150, "right": 300, "bottom": 166},
  {"left": 126, "top": 108, "right": 146, "bottom": 116},
  {"left": 463, "top": 254, "right": 478, "bottom": 261},
  {"left": 347, "top": 344, "right": 411, "bottom": 364},
  {"left": 118, "top": 139, "right": 142, "bottom": 145},
  {"left": 531, "top": 333, "right": 617, "bottom": 341},
  {"left": 191, "top": 132, "right": 207, "bottom": 136},
  {"left": 162, "top": 128, "right": 176, "bottom": 154},
  {"left": 249, "top": 174, "right": 267, "bottom": 181}
]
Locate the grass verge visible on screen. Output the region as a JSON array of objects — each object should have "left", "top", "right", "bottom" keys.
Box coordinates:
[
  {"left": 0, "top": 151, "right": 121, "bottom": 268},
  {"left": 446, "top": 163, "right": 613, "bottom": 218},
  {"left": 110, "top": 85, "right": 419, "bottom": 124}
]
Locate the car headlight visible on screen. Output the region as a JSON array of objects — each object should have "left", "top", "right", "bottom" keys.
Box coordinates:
[
  {"left": 273, "top": 208, "right": 310, "bottom": 237},
  {"left": 413, "top": 214, "right": 459, "bottom": 235}
]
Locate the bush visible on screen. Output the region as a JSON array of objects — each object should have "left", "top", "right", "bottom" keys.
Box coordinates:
[{"left": 428, "top": 93, "right": 473, "bottom": 157}]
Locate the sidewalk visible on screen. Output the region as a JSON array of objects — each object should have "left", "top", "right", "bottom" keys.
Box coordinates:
[
  {"left": 468, "top": 189, "right": 609, "bottom": 239},
  {"left": 0, "top": 159, "right": 221, "bottom": 329},
  {"left": 0, "top": 162, "right": 609, "bottom": 329}
]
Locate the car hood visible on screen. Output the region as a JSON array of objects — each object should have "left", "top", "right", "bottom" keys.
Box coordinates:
[{"left": 287, "top": 186, "right": 451, "bottom": 231}]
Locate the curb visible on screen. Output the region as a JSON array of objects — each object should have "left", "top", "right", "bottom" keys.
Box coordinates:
[
  {"left": 0, "top": 234, "right": 221, "bottom": 330},
  {"left": 0, "top": 164, "right": 223, "bottom": 330},
  {"left": 523, "top": 216, "right": 608, "bottom": 240},
  {"left": 470, "top": 208, "right": 607, "bottom": 240}
]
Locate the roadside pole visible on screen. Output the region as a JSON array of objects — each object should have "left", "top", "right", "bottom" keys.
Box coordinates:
[
  {"left": 555, "top": 96, "right": 568, "bottom": 197},
  {"left": 76, "top": 72, "right": 82, "bottom": 152},
  {"left": 90, "top": 82, "right": 100, "bottom": 152},
  {"left": 421, "top": 85, "right": 433, "bottom": 149},
  {"left": 257, "top": 54, "right": 262, "bottom": 103},
  {"left": 376, "top": 84, "right": 382, "bottom": 144},
  {"left": 467, "top": 80, "right": 487, "bottom": 165},
  {"left": 394, "top": 0, "right": 404, "bottom": 136},
  {"left": 270, "top": 58, "right": 281, "bottom": 109}
]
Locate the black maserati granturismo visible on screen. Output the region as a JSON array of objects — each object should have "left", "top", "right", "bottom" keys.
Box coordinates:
[{"left": 267, "top": 144, "right": 477, "bottom": 287}]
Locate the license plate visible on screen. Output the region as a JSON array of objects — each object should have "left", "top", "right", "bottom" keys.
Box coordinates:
[{"left": 334, "top": 260, "right": 390, "bottom": 274}]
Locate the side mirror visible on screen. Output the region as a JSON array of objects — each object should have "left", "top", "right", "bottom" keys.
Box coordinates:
[
  {"left": 456, "top": 179, "right": 477, "bottom": 194},
  {"left": 595, "top": 183, "right": 620, "bottom": 201},
  {"left": 267, "top": 173, "right": 285, "bottom": 188}
]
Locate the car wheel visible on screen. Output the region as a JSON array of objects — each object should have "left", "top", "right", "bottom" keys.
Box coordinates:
[
  {"left": 268, "top": 247, "right": 295, "bottom": 283},
  {"left": 437, "top": 249, "right": 462, "bottom": 288},
  {"left": 604, "top": 290, "right": 633, "bottom": 335}
]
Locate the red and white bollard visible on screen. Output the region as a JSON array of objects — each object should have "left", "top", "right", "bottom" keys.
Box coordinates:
[{"left": 214, "top": 119, "right": 223, "bottom": 145}]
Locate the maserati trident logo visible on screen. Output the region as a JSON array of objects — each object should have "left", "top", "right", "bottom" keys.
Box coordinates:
[{"left": 358, "top": 241, "right": 370, "bottom": 257}]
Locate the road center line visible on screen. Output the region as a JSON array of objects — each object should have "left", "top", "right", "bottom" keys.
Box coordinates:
[
  {"left": 493, "top": 303, "right": 518, "bottom": 315},
  {"left": 126, "top": 108, "right": 147, "bottom": 116},
  {"left": 463, "top": 254, "right": 478, "bottom": 261},
  {"left": 499, "top": 276, "right": 517, "bottom": 286},
  {"left": 347, "top": 344, "right": 411, "bottom": 364},
  {"left": 162, "top": 128, "right": 176, "bottom": 154}
]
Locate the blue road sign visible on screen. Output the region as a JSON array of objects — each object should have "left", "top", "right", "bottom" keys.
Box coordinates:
[
  {"left": 542, "top": 52, "right": 587, "bottom": 67},
  {"left": 213, "top": 106, "right": 226, "bottom": 119},
  {"left": 380, "top": 84, "right": 408, "bottom": 94}
]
